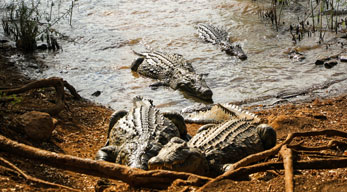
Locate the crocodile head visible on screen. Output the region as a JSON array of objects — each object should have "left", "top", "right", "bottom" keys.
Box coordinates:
[
  {"left": 148, "top": 137, "right": 209, "bottom": 175},
  {"left": 122, "top": 141, "right": 163, "bottom": 170},
  {"left": 170, "top": 71, "right": 213, "bottom": 102},
  {"left": 257, "top": 124, "right": 277, "bottom": 150},
  {"left": 219, "top": 41, "right": 247, "bottom": 60}
]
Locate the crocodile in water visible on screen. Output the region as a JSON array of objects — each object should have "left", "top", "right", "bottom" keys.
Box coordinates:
[
  {"left": 131, "top": 50, "right": 213, "bottom": 102},
  {"left": 197, "top": 23, "right": 247, "bottom": 60}
]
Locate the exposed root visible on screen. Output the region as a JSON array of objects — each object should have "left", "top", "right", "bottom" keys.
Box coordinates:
[
  {"left": 0, "top": 156, "right": 80, "bottom": 191},
  {"left": 289, "top": 139, "right": 347, "bottom": 151},
  {"left": 1, "top": 77, "right": 81, "bottom": 115},
  {"left": 0, "top": 135, "right": 211, "bottom": 189},
  {"left": 230, "top": 129, "right": 347, "bottom": 171},
  {"left": 197, "top": 129, "right": 347, "bottom": 191},
  {"left": 279, "top": 145, "right": 294, "bottom": 192}
]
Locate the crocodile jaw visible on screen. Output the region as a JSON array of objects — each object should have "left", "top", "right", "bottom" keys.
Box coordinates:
[
  {"left": 148, "top": 137, "right": 208, "bottom": 175},
  {"left": 220, "top": 41, "right": 247, "bottom": 60},
  {"left": 172, "top": 73, "right": 213, "bottom": 102}
]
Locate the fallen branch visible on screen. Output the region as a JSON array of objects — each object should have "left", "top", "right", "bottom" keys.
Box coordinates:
[
  {"left": 0, "top": 135, "right": 211, "bottom": 189},
  {"left": 1, "top": 77, "right": 81, "bottom": 115},
  {"left": 279, "top": 145, "right": 294, "bottom": 192},
  {"left": 0, "top": 157, "right": 79, "bottom": 191},
  {"left": 198, "top": 129, "right": 347, "bottom": 191}
]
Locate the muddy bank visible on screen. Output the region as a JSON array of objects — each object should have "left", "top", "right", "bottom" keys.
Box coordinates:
[{"left": 0, "top": 46, "right": 346, "bottom": 191}]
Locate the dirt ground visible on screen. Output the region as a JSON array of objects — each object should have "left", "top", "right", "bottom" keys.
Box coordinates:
[{"left": 0, "top": 46, "right": 346, "bottom": 192}]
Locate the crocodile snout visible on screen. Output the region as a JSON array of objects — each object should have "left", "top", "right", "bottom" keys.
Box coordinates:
[{"left": 201, "top": 89, "right": 213, "bottom": 101}]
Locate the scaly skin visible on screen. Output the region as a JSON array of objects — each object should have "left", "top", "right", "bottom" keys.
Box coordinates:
[
  {"left": 197, "top": 23, "right": 247, "bottom": 60},
  {"left": 148, "top": 107, "right": 276, "bottom": 176},
  {"left": 95, "top": 96, "right": 189, "bottom": 170},
  {"left": 131, "top": 50, "right": 213, "bottom": 102}
]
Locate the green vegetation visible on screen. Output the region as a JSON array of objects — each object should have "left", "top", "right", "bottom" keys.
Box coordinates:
[
  {"left": 258, "top": 0, "right": 347, "bottom": 44},
  {"left": 0, "top": 91, "right": 22, "bottom": 106},
  {"left": 1, "top": 0, "right": 75, "bottom": 52}
]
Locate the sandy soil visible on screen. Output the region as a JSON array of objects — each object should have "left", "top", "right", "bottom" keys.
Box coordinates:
[{"left": 0, "top": 46, "right": 346, "bottom": 192}]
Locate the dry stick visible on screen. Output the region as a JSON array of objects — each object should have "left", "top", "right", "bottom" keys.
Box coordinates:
[
  {"left": 0, "top": 157, "right": 80, "bottom": 191},
  {"left": 198, "top": 129, "right": 347, "bottom": 191},
  {"left": 289, "top": 139, "right": 347, "bottom": 151},
  {"left": 279, "top": 145, "right": 294, "bottom": 192},
  {"left": 222, "top": 157, "right": 347, "bottom": 179},
  {"left": 0, "top": 135, "right": 211, "bottom": 189},
  {"left": 1, "top": 77, "right": 82, "bottom": 115}
]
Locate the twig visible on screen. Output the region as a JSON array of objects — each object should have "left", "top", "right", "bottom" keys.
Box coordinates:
[
  {"left": 289, "top": 139, "right": 347, "bottom": 151},
  {"left": 231, "top": 129, "right": 347, "bottom": 171},
  {"left": 279, "top": 145, "right": 294, "bottom": 192},
  {"left": 0, "top": 156, "right": 80, "bottom": 191},
  {"left": 197, "top": 129, "right": 347, "bottom": 191},
  {"left": 196, "top": 157, "right": 347, "bottom": 192}
]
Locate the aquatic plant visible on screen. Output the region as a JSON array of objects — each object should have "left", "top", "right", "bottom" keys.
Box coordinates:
[
  {"left": 258, "top": 0, "right": 347, "bottom": 44},
  {"left": 1, "top": 0, "right": 75, "bottom": 52}
]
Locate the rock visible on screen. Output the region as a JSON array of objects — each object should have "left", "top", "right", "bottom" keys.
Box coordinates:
[
  {"left": 37, "top": 44, "right": 48, "bottom": 50},
  {"left": 324, "top": 60, "right": 338, "bottom": 69},
  {"left": 17, "top": 111, "right": 54, "bottom": 141},
  {"left": 340, "top": 54, "right": 347, "bottom": 62},
  {"left": 92, "top": 91, "right": 101, "bottom": 97},
  {"left": 315, "top": 56, "right": 330, "bottom": 65}
]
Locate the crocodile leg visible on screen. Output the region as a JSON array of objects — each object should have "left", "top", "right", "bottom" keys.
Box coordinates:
[
  {"left": 149, "top": 80, "right": 170, "bottom": 90},
  {"left": 95, "top": 145, "right": 119, "bottom": 162},
  {"left": 130, "top": 57, "right": 144, "bottom": 71},
  {"left": 257, "top": 124, "right": 277, "bottom": 150},
  {"left": 162, "top": 112, "right": 190, "bottom": 140},
  {"left": 107, "top": 110, "right": 128, "bottom": 138}
]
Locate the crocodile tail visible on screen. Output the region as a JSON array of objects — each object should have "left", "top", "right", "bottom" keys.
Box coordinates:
[
  {"left": 132, "top": 49, "right": 146, "bottom": 57},
  {"left": 219, "top": 103, "right": 260, "bottom": 123}
]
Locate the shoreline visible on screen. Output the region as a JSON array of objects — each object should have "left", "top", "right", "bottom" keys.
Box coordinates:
[{"left": 1, "top": 46, "right": 346, "bottom": 191}]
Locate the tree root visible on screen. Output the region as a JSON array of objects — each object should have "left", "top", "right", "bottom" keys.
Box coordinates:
[
  {"left": 1, "top": 77, "right": 81, "bottom": 115},
  {"left": 0, "top": 135, "right": 211, "bottom": 189},
  {"left": 197, "top": 129, "right": 347, "bottom": 191},
  {"left": 230, "top": 129, "right": 347, "bottom": 171},
  {"left": 279, "top": 145, "right": 294, "bottom": 192},
  {"left": 289, "top": 139, "right": 347, "bottom": 151},
  {"left": 0, "top": 157, "right": 80, "bottom": 191}
]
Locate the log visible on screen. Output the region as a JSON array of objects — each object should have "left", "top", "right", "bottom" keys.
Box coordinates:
[
  {"left": 280, "top": 145, "right": 294, "bottom": 192},
  {"left": 0, "top": 135, "right": 211, "bottom": 189}
]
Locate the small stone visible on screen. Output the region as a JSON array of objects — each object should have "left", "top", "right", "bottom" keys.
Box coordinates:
[
  {"left": 315, "top": 56, "right": 330, "bottom": 65},
  {"left": 92, "top": 90, "right": 101, "bottom": 97},
  {"left": 37, "top": 44, "right": 48, "bottom": 50},
  {"left": 17, "top": 111, "right": 54, "bottom": 141},
  {"left": 340, "top": 54, "right": 347, "bottom": 62},
  {"left": 324, "top": 60, "right": 338, "bottom": 69}
]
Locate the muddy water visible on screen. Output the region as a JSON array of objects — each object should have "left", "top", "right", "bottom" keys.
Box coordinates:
[{"left": 12, "top": 0, "right": 347, "bottom": 111}]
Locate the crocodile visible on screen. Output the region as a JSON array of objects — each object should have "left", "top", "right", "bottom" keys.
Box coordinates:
[
  {"left": 197, "top": 23, "right": 247, "bottom": 60},
  {"left": 181, "top": 103, "right": 259, "bottom": 124},
  {"left": 95, "top": 96, "right": 189, "bottom": 170},
  {"left": 131, "top": 50, "right": 213, "bottom": 102},
  {"left": 148, "top": 107, "right": 276, "bottom": 176}
]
